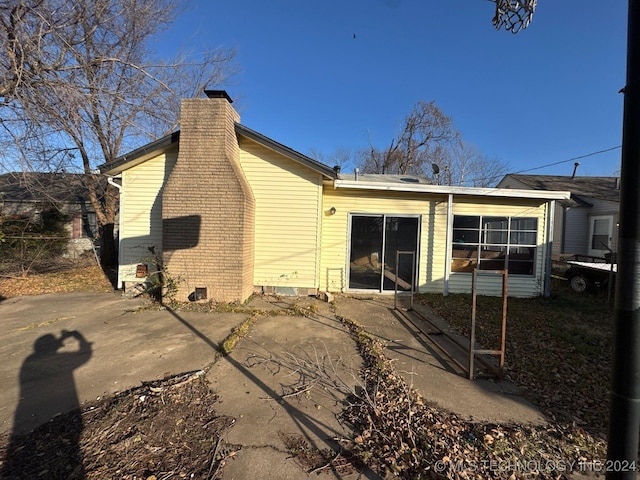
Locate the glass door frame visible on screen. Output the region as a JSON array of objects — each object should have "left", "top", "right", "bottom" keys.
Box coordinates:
[{"left": 346, "top": 213, "right": 421, "bottom": 293}]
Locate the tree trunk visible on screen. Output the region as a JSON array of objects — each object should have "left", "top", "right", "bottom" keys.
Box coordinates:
[
  {"left": 84, "top": 177, "right": 118, "bottom": 267},
  {"left": 97, "top": 183, "right": 119, "bottom": 267},
  {"left": 100, "top": 222, "right": 117, "bottom": 267}
]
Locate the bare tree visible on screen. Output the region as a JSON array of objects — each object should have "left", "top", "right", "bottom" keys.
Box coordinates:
[
  {"left": 434, "top": 140, "right": 509, "bottom": 187},
  {"left": 356, "top": 101, "right": 507, "bottom": 187},
  {"left": 0, "top": 0, "right": 236, "bottom": 265},
  {"left": 359, "top": 100, "right": 459, "bottom": 175},
  {"left": 307, "top": 146, "right": 356, "bottom": 172},
  {"left": 468, "top": 153, "right": 510, "bottom": 188}
]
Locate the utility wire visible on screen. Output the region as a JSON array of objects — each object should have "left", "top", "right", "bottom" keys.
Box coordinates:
[
  {"left": 513, "top": 145, "right": 621, "bottom": 175},
  {"left": 460, "top": 144, "right": 623, "bottom": 187}
]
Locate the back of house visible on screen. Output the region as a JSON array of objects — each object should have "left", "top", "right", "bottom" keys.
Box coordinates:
[{"left": 100, "top": 92, "right": 569, "bottom": 302}]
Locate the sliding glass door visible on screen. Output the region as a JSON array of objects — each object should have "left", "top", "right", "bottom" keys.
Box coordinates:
[{"left": 348, "top": 214, "right": 419, "bottom": 291}]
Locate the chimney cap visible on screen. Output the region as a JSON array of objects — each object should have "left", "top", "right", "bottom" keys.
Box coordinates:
[{"left": 204, "top": 90, "right": 233, "bottom": 103}]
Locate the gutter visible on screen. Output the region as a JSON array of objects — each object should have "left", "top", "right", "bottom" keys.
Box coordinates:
[
  {"left": 544, "top": 200, "right": 556, "bottom": 297},
  {"left": 333, "top": 179, "right": 570, "bottom": 201}
]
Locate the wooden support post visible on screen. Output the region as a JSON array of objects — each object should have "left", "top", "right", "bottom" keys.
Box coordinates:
[{"left": 469, "top": 269, "right": 508, "bottom": 379}]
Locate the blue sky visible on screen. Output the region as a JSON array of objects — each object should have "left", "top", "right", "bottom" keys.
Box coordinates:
[{"left": 159, "top": 0, "right": 627, "bottom": 180}]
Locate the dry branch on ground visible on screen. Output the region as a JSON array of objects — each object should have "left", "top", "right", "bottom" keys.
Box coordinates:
[
  {"left": 337, "top": 315, "right": 606, "bottom": 479},
  {"left": 0, "top": 372, "right": 237, "bottom": 480}
]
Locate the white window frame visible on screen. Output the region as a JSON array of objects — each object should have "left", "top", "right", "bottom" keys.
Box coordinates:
[{"left": 588, "top": 215, "right": 613, "bottom": 257}]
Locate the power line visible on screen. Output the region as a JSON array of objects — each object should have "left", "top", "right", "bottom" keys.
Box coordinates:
[
  {"left": 513, "top": 145, "right": 622, "bottom": 175},
  {"left": 460, "top": 144, "right": 623, "bottom": 187},
  {"left": 436, "top": 145, "right": 623, "bottom": 187},
  {"left": 342, "top": 144, "right": 623, "bottom": 187}
]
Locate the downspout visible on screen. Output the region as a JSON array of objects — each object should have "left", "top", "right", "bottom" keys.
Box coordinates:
[
  {"left": 544, "top": 200, "right": 555, "bottom": 297},
  {"left": 107, "top": 176, "right": 123, "bottom": 289},
  {"left": 444, "top": 193, "right": 453, "bottom": 296},
  {"left": 561, "top": 205, "right": 568, "bottom": 254}
]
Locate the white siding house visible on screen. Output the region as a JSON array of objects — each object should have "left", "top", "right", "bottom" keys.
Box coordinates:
[{"left": 497, "top": 174, "right": 620, "bottom": 259}]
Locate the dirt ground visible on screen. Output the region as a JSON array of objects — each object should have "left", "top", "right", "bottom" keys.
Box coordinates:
[
  {"left": 0, "top": 258, "right": 114, "bottom": 299},
  {"left": 0, "top": 372, "right": 234, "bottom": 479}
]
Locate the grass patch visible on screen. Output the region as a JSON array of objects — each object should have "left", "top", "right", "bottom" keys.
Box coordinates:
[
  {"left": 286, "top": 302, "right": 319, "bottom": 317},
  {"left": 219, "top": 315, "right": 259, "bottom": 355},
  {"left": 16, "top": 316, "right": 75, "bottom": 331},
  {"left": 165, "top": 298, "right": 319, "bottom": 318},
  {"left": 416, "top": 278, "right": 613, "bottom": 433},
  {"left": 0, "top": 265, "right": 114, "bottom": 298}
]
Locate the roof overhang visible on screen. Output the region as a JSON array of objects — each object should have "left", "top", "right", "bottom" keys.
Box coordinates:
[
  {"left": 235, "top": 123, "right": 336, "bottom": 179},
  {"left": 98, "top": 125, "right": 337, "bottom": 180},
  {"left": 99, "top": 131, "right": 180, "bottom": 175},
  {"left": 333, "top": 179, "right": 570, "bottom": 201}
]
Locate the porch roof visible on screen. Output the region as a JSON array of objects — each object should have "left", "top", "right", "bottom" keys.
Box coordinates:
[{"left": 333, "top": 179, "right": 570, "bottom": 201}]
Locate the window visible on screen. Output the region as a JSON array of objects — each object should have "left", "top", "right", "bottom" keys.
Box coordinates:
[
  {"left": 72, "top": 212, "right": 97, "bottom": 239},
  {"left": 589, "top": 216, "right": 612, "bottom": 256},
  {"left": 451, "top": 215, "right": 537, "bottom": 275},
  {"left": 83, "top": 212, "right": 97, "bottom": 238}
]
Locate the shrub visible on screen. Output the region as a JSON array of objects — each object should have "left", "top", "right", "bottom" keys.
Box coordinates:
[{"left": 0, "top": 206, "right": 70, "bottom": 275}]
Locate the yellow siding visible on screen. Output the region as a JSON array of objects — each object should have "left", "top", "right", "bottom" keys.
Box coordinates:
[
  {"left": 239, "top": 138, "right": 323, "bottom": 289},
  {"left": 320, "top": 187, "right": 447, "bottom": 293},
  {"left": 118, "top": 151, "right": 177, "bottom": 284},
  {"left": 320, "top": 189, "right": 550, "bottom": 298},
  {"left": 116, "top": 145, "right": 551, "bottom": 299}
]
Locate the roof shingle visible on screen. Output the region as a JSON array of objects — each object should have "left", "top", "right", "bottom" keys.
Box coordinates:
[{"left": 504, "top": 174, "right": 620, "bottom": 204}]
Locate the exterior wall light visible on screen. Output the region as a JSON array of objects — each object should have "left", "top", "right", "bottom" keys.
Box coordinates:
[{"left": 136, "top": 264, "right": 148, "bottom": 278}]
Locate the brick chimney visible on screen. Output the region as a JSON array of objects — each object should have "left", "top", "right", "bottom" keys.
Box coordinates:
[{"left": 162, "top": 91, "right": 255, "bottom": 302}]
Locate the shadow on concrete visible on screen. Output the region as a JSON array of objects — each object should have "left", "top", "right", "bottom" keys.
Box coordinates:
[
  {"left": 341, "top": 296, "right": 545, "bottom": 426},
  {"left": 355, "top": 296, "right": 470, "bottom": 376},
  {"left": 165, "top": 307, "right": 220, "bottom": 351},
  {"left": 163, "top": 305, "right": 380, "bottom": 479},
  {"left": 1, "top": 330, "right": 92, "bottom": 479},
  {"left": 388, "top": 308, "right": 462, "bottom": 375}
]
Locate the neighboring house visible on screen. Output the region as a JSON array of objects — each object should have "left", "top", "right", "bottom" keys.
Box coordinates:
[
  {"left": 0, "top": 172, "right": 100, "bottom": 258},
  {"left": 497, "top": 174, "right": 620, "bottom": 259},
  {"left": 99, "top": 91, "right": 569, "bottom": 302}
]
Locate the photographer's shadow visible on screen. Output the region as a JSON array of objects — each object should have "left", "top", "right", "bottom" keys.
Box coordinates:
[{"left": 2, "top": 330, "right": 92, "bottom": 479}]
